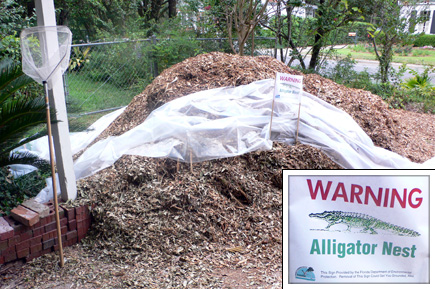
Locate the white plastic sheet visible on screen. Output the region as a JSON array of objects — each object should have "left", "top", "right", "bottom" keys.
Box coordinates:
[
  {"left": 74, "top": 79, "right": 426, "bottom": 180},
  {"left": 21, "top": 79, "right": 433, "bottom": 202}
]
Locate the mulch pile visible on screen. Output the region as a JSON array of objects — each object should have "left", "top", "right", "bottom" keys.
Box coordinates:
[
  {"left": 4, "top": 52, "right": 434, "bottom": 288},
  {"left": 96, "top": 51, "right": 434, "bottom": 162}
]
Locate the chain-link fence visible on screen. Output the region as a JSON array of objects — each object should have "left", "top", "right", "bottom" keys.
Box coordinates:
[{"left": 65, "top": 36, "right": 276, "bottom": 131}]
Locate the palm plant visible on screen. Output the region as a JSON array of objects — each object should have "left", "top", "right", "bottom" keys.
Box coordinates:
[
  {"left": 0, "top": 58, "right": 51, "bottom": 169},
  {"left": 401, "top": 66, "right": 435, "bottom": 93}
]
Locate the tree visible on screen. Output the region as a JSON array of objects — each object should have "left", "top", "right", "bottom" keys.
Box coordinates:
[
  {"left": 225, "top": 0, "right": 269, "bottom": 55},
  {"left": 260, "top": 0, "right": 310, "bottom": 69},
  {"left": 137, "top": 0, "right": 178, "bottom": 23},
  {"left": 0, "top": 58, "right": 50, "bottom": 169},
  {"left": 262, "top": 0, "right": 367, "bottom": 71},
  {"left": 0, "top": 0, "right": 36, "bottom": 63},
  {"left": 367, "top": 0, "right": 427, "bottom": 83}
]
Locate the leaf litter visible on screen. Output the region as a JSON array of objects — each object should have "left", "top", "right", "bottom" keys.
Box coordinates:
[{"left": 3, "top": 52, "right": 434, "bottom": 288}]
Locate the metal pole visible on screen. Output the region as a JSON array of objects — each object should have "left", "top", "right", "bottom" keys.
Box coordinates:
[{"left": 43, "top": 81, "right": 64, "bottom": 267}]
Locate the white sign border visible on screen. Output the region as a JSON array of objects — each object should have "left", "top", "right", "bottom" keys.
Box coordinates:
[{"left": 283, "top": 169, "right": 433, "bottom": 288}]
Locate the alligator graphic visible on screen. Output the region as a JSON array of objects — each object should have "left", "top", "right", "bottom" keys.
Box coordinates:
[{"left": 309, "top": 211, "right": 420, "bottom": 237}]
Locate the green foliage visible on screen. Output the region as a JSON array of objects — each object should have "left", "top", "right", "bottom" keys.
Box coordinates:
[
  {"left": 0, "top": 58, "right": 49, "bottom": 168},
  {"left": 0, "top": 32, "right": 22, "bottom": 63},
  {"left": 0, "top": 0, "right": 35, "bottom": 37},
  {"left": 0, "top": 0, "right": 35, "bottom": 63},
  {"left": 0, "top": 166, "right": 50, "bottom": 216},
  {"left": 322, "top": 54, "right": 358, "bottom": 86},
  {"left": 320, "top": 56, "right": 435, "bottom": 113},
  {"left": 0, "top": 58, "right": 51, "bottom": 216},
  {"left": 413, "top": 34, "right": 435, "bottom": 47},
  {"left": 69, "top": 46, "right": 91, "bottom": 71},
  {"left": 152, "top": 37, "right": 204, "bottom": 74},
  {"left": 401, "top": 66, "right": 435, "bottom": 111},
  {"left": 393, "top": 45, "right": 413, "bottom": 56},
  {"left": 74, "top": 41, "right": 152, "bottom": 89},
  {"left": 366, "top": 0, "right": 424, "bottom": 83}
]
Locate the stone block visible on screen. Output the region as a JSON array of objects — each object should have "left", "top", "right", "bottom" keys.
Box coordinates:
[
  {"left": 0, "top": 217, "right": 14, "bottom": 241},
  {"left": 22, "top": 198, "right": 50, "bottom": 218},
  {"left": 10, "top": 205, "right": 39, "bottom": 227}
]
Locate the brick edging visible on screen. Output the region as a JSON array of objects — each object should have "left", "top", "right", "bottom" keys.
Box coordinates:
[{"left": 0, "top": 201, "right": 91, "bottom": 265}]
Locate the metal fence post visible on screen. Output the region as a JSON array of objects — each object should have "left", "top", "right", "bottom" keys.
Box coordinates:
[{"left": 151, "top": 35, "right": 159, "bottom": 78}]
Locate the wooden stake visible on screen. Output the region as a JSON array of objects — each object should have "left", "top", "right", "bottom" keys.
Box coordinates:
[
  {"left": 295, "top": 102, "right": 301, "bottom": 144},
  {"left": 190, "top": 150, "right": 193, "bottom": 173},
  {"left": 268, "top": 93, "right": 276, "bottom": 140},
  {"left": 44, "top": 81, "right": 64, "bottom": 267}
]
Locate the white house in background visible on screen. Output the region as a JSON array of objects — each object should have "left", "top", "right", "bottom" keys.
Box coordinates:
[
  {"left": 266, "top": 0, "right": 317, "bottom": 19},
  {"left": 401, "top": 1, "right": 435, "bottom": 34}
]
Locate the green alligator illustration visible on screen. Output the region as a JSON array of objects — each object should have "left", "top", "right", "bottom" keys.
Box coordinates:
[{"left": 309, "top": 211, "right": 420, "bottom": 237}]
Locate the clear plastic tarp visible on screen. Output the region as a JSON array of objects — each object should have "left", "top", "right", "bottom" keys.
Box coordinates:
[{"left": 12, "top": 79, "right": 433, "bottom": 202}]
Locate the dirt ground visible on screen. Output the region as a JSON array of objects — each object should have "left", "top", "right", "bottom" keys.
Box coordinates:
[{"left": 1, "top": 52, "right": 434, "bottom": 288}]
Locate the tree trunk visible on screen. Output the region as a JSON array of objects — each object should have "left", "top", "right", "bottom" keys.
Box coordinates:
[
  {"left": 150, "top": 0, "right": 163, "bottom": 21},
  {"left": 309, "top": 33, "right": 323, "bottom": 71},
  {"left": 308, "top": 0, "right": 325, "bottom": 71},
  {"left": 168, "top": 0, "right": 177, "bottom": 18}
]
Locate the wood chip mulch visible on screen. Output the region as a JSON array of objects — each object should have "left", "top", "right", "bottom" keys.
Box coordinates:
[{"left": 2, "top": 52, "right": 434, "bottom": 289}]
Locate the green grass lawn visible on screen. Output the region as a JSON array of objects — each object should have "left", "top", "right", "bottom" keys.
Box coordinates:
[
  {"left": 65, "top": 73, "right": 147, "bottom": 132},
  {"left": 66, "top": 73, "right": 142, "bottom": 113},
  {"left": 334, "top": 46, "right": 435, "bottom": 65}
]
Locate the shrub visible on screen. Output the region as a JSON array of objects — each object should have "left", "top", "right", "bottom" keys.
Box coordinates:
[
  {"left": 0, "top": 166, "right": 50, "bottom": 216},
  {"left": 413, "top": 34, "right": 435, "bottom": 47}
]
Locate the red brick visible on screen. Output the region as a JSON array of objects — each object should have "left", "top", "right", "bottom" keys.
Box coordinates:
[
  {"left": 33, "top": 226, "right": 44, "bottom": 237},
  {"left": 0, "top": 217, "right": 14, "bottom": 240},
  {"left": 45, "top": 221, "right": 57, "bottom": 233},
  {"left": 41, "top": 213, "right": 54, "bottom": 226},
  {"left": 77, "top": 233, "right": 86, "bottom": 243},
  {"left": 66, "top": 230, "right": 77, "bottom": 241},
  {"left": 60, "top": 217, "right": 68, "bottom": 227},
  {"left": 0, "top": 245, "right": 13, "bottom": 258},
  {"left": 3, "top": 250, "right": 17, "bottom": 263},
  {"left": 54, "top": 240, "right": 67, "bottom": 251},
  {"left": 30, "top": 243, "right": 42, "bottom": 254},
  {"left": 42, "top": 248, "right": 52, "bottom": 255},
  {"left": 22, "top": 198, "right": 50, "bottom": 218},
  {"left": 10, "top": 205, "right": 40, "bottom": 227},
  {"left": 75, "top": 205, "right": 90, "bottom": 222},
  {"left": 75, "top": 205, "right": 84, "bottom": 216},
  {"left": 8, "top": 235, "right": 20, "bottom": 247},
  {"left": 4, "top": 216, "right": 25, "bottom": 234},
  {"left": 29, "top": 219, "right": 43, "bottom": 230},
  {"left": 47, "top": 203, "right": 65, "bottom": 219},
  {"left": 60, "top": 205, "right": 76, "bottom": 221},
  {"left": 68, "top": 219, "right": 77, "bottom": 231},
  {"left": 77, "top": 222, "right": 87, "bottom": 237},
  {"left": 0, "top": 255, "right": 4, "bottom": 264},
  {"left": 16, "top": 239, "right": 30, "bottom": 251},
  {"left": 42, "top": 239, "right": 55, "bottom": 250},
  {"left": 61, "top": 226, "right": 67, "bottom": 235},
  {"left": 17, "top": 247, "right": 29, "bottom": 259},
  {"left": 26, "top": 251, "right": 42, "bottom": 262},
  {"left": 29, "top": 235, "right": 42, "bottom": 246},
  {"left": 42, "top": 229, "right": 57, "bottom": 242},
  {"left": 1, "top": 239, "right": 9, "bottom": 251},
  {"left": 67, "top": 238, "right": 76, "bottom": 247},
  {"left": 19, "top": 230, "right": 33, "bottom": 242},
  {"left": 58, "top": 207, "right": 65, "bottom": 219}
]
